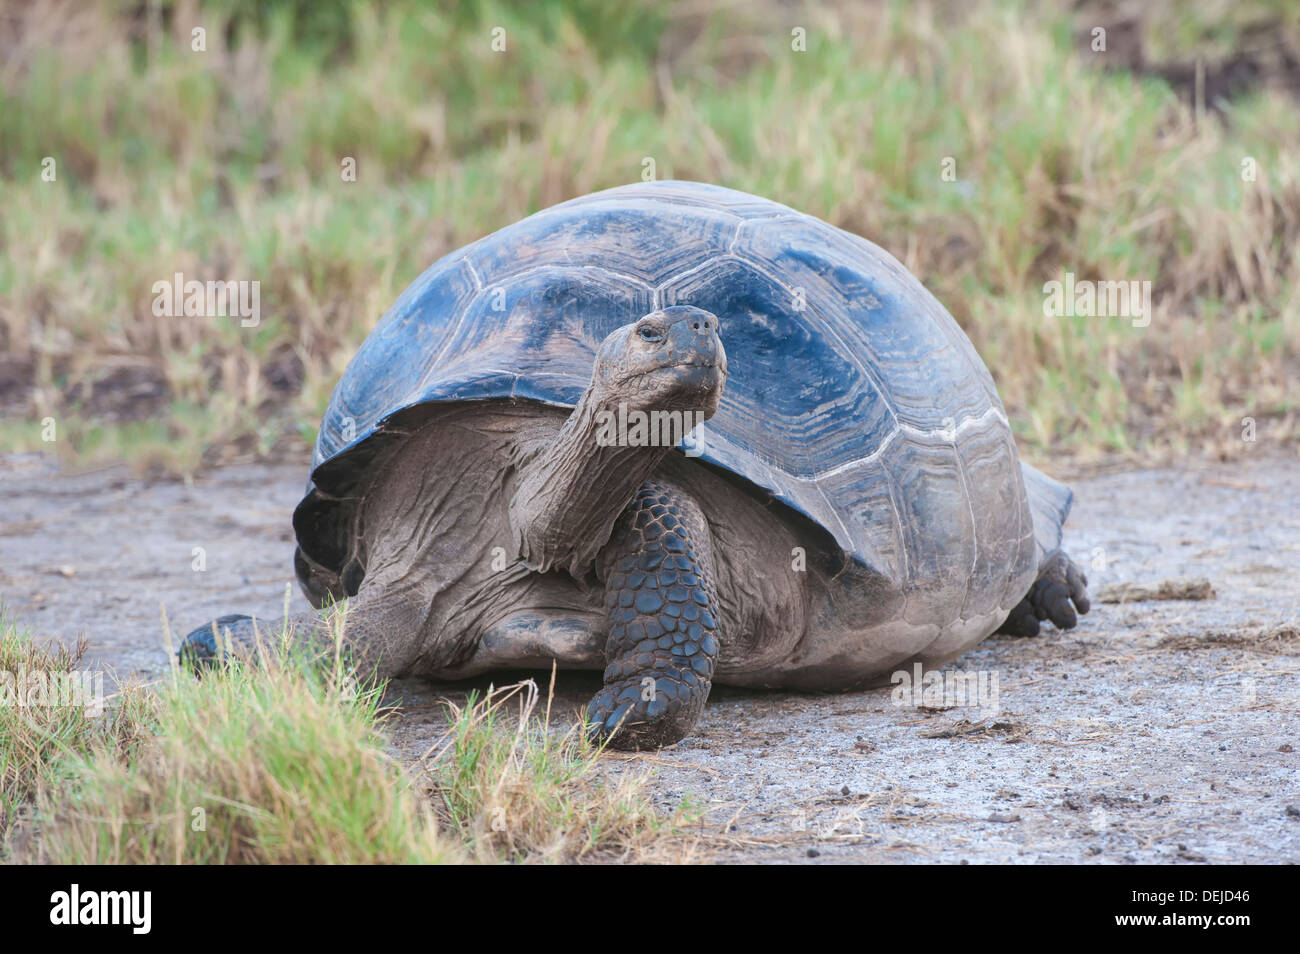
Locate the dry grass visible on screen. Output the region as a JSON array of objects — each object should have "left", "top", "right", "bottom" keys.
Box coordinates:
[
  {"left": 1157, "top": 622, "right": 1300, "bottom": 654},
  {"left": 422, "top": 673, "right": 704, "bottom": 863},
  {"left": 0, "top": 0, "right": 1295, "bottom": 471},
  {"left": 0, "top": 615, "right": 151, "bottom": 849},
  {"left": 1097, "top": 577, "right": 1218, "bottom": 602}
]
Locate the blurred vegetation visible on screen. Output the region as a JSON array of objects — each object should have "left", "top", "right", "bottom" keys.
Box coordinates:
[{"left": 0, "top": 0, "right": 1297, "bottom": 472}]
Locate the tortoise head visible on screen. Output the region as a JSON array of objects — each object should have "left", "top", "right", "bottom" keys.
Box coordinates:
[{"left": 591, "top": 305, "right": 727, "bottom": 418}]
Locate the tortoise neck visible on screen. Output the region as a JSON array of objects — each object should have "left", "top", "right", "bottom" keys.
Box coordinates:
[{"left": 510, "top": 393, "right": 675, "bottom": 576}]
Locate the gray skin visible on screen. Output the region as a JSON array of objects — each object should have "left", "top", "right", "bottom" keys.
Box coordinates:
[{"left": 181, "top": 305, "right": 1089, "bottom": 750}]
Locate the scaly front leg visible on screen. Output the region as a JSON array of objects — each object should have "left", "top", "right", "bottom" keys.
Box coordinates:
[{"left": 587, "top": 480, "right": 721, "bottom": 750}]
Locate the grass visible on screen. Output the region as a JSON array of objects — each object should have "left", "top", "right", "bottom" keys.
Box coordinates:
[
  {"left": 1, "top": 609, "right": 696, "bottom": 864},
  {"left": 0, "top": 613, "right": 151, "bottom": 847},
  {"left": 425, "top": 675, "right": 702, "bottom": 863},
  {"left": 0, "top": 0, "right": 1295, "bottom": 472}
]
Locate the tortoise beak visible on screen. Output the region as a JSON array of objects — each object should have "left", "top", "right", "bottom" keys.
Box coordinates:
[{"left": 663, "top": 308, "right": 724, "bottom": 373}]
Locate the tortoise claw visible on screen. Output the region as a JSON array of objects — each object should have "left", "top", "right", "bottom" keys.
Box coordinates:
[{"left": 585, "top": 672, "right": 703, "bottom": 751}]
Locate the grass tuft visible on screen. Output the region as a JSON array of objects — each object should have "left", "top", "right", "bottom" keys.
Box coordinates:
[
  {"left": 2, "top": 609, "right": 698, "bottom": 864},
  {"left": 27, "top": 615, "right": 457, "bottom": 864},
  {"left": 0, "top": 612, "right": 150, "bottom": 852},
  {"left": 423, "top": 672, "right": 703, "bottom": 864}
]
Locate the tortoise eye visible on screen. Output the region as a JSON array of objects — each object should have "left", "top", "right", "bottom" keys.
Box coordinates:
[{"left": 637, "top": 325, "right": 665, "bottom": 343}]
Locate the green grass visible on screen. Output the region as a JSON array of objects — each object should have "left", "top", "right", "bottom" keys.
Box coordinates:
[
  {"left": 10, "top": 608, "right": 458, "bottom": 863},
  {"left": 1, "top": 608, "right": 698, "bottom": 864},
  {"left": 0, "top": 0, "right": 1297, "bottom": 470}
]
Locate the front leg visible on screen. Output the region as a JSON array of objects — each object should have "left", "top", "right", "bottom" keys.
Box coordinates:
[{"left": 588, "top": 480, "right": 721, "bottom": 750}]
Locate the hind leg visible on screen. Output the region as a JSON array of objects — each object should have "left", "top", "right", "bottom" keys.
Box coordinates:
[
  {"left": 997, "top": 549, "right": 1091, "bottom": 638},
  {"left": 177, "top": 587, "right": 428, "bottom": 678}
]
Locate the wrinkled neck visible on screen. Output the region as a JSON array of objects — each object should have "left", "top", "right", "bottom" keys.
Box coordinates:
[{"left": 510, "top": 392, "right": 672, "bottom": 576}]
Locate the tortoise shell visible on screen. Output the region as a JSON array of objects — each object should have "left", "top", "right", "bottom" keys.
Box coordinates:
[{"left": 294, "top": 180, "right": 1028, "bottom": 607}]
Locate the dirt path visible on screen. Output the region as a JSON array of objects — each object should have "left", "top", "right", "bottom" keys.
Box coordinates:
[{"left": 2, "top": 451, "right": 1297, "bottom": 863}]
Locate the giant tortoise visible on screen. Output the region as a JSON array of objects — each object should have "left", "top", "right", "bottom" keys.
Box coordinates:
[{"left": 182, "top": 180, "right": 1090, "bottom": 749}]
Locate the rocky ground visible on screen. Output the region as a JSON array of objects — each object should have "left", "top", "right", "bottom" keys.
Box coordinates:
[{"left": 1, "top": 451, "right": 1296, "bottom": 863}]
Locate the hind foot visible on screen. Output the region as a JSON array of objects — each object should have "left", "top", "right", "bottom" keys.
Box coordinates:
[
  {"left": 178, "top": 595, "right": 433, "bottom": 678},
  {"left": 177, "top": 614, "right": 282, "bottom": 668},
  {"left": 997, "top": 549, "right": 1091, "bottom": 638}
]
